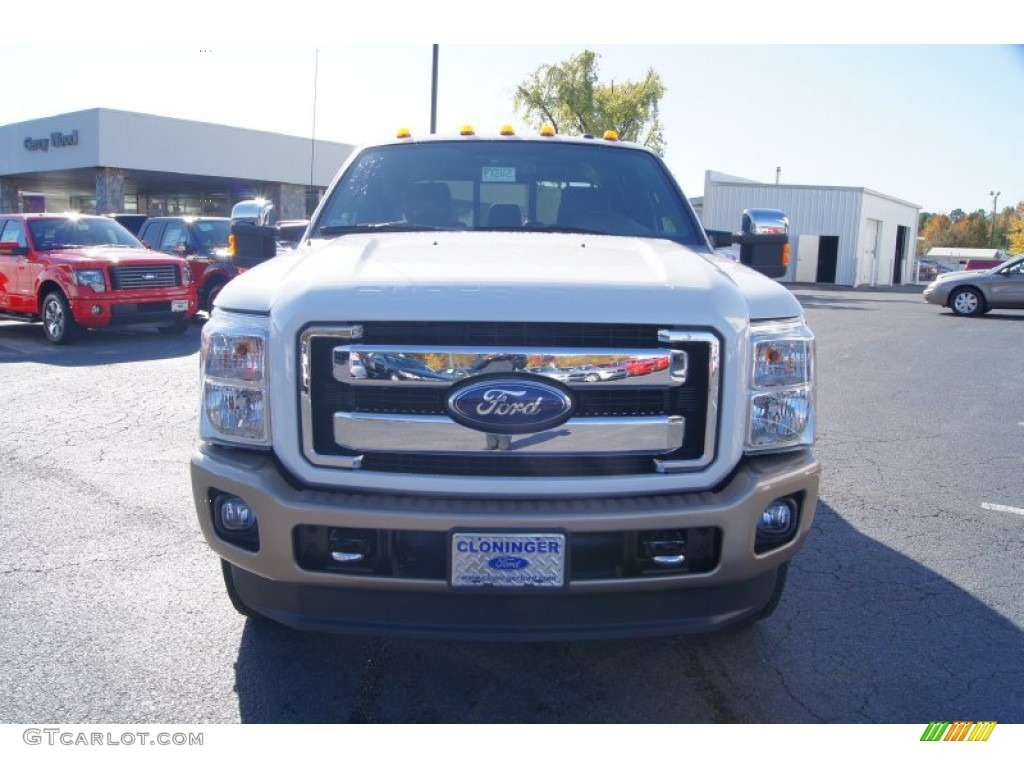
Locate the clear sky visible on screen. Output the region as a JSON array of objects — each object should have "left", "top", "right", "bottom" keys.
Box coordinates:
[{"left": 4, "top": 8, "right": 1022, "bottom": 216}]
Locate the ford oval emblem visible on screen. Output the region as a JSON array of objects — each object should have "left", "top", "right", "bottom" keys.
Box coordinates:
[
  {"left": 489, "top": 556, "right": 530, "bottom": 571},
  {"left": 446, "top": 373, "right": 575, "bottom": 435}
]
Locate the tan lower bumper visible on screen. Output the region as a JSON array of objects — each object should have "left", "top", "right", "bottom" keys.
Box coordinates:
[{"left": 190, "top": 444, "right": 820, "bottom": 594}]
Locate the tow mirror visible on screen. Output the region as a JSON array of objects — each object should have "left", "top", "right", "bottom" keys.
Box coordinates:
[
  {"left": 738, "top": 209, "right": 789, "bottom": 279},
  {"left": 706, "top": 209, "right": 791, "bottom": 279}
]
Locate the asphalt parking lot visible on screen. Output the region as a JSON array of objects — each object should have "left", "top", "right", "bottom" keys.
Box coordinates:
[{"left": 0, "top": 287, "right": 1021, "bottom": 724}]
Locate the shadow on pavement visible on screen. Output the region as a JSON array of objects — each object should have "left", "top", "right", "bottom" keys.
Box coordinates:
[
  {"left": 0, "top": 320, "right": 201, "bottom": 366},
  {"left": 232, "top": 500, "right": 1023, "bottom": 724}
]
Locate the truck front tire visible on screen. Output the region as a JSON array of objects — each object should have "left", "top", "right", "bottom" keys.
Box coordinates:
[
  {"left": 41, "top": 290, "right": 80, "bottom": 345},
  {"left": 202, "top": 281, "right": 226, "bottom": 314}
]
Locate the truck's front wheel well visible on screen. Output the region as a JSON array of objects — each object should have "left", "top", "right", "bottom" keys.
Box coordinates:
[
  {"left": 37, "top": 280, "right": 65, "bottom": 316},
  {"left": 201, "top": 278, "right": 228, "bottom": 313}
]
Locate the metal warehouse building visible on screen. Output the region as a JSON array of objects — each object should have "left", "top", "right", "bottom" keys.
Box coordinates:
[
  {"left": 699, "top": 171, "right": 922, "bottom": 287},
  {"left": 0, "top": 108, "right": 355, "bottom": 220}
]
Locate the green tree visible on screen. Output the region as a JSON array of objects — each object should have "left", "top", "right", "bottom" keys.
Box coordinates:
[{"left": 513, "top": 50, "right": 666, "bottom": 154}]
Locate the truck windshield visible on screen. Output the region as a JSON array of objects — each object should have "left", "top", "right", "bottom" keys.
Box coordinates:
[
  {"left": 310, "top": 140, "right": 703, "bottom": 244},
  {"left": 29, "top": 217, "right": 144, "bottom": 250}
]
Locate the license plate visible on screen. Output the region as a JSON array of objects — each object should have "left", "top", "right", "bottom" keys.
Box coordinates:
[
  {"left": 451, "top": 532, "right": 566, "bottom": 588},
  {"left": 171, "top": 300, "right": 189, "bottom": 312}
]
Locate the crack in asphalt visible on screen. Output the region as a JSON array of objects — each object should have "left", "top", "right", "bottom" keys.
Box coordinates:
[
  {"left": 347, "top": 638, "right": 389, "bottom": 723},
  {"left": 0, "top": 548, "right": 178, "bottom": 577}
]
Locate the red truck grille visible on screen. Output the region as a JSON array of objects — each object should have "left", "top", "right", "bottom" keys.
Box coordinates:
[{"left": 109, "top": 265, "right": 179, "bottom": 290}]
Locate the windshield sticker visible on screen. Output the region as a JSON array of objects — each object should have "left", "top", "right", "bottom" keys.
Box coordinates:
[{"left": 482, "top": 167, "right": 516, "bottom": 183}]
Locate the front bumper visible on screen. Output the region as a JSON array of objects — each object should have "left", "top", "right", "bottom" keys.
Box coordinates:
[
  {"left": 922, "top": 284, "right": 950, "bottom": 306},
  {"left": 70, "top": 293, "right": 197, "bottom": 328},
  {"left": 191, "top": 445, "right": 819, "bottom": 639}
]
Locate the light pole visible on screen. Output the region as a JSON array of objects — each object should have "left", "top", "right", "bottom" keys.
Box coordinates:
[
  {"left": 990, "top": 190, "right": 1000, "bottom": 247},
  {"left": 430, "top": 45, "right": 439, "bottom": 134}
]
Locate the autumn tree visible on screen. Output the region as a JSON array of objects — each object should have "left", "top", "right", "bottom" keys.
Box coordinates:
[
  {"left": 513, "top": 50, "right": 666, "bottom": 154},
  {"left": 962, "top": 210, "right": 991, "bottom": 247},
  {"left": 918, "top": 200, "right": 1024, "bottom": 255},
  {"left": 1006, "top": 203, "right": 1024, "bottom": 254}
]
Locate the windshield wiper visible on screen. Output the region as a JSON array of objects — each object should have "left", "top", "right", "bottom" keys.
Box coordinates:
[
  {"left": 317, "top": 222, "right": 449, "bottom": 237},
  {"left": 529, "top": 224, "right": 611, "bottom": 236}
]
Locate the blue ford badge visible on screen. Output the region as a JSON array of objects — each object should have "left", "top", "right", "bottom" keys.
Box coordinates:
[
  {"left": 446, "top": 373, "right": 575, "bottom": 435},
  {"left": 489, "top": 556, "right": 530, "bottom": 571}
]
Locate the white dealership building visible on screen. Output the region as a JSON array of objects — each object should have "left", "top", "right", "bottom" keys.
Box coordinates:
[{"left": 0, "top": 108, "right": 355, "bottom": 220}]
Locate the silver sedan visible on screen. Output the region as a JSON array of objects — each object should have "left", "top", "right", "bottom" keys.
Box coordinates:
[{"left": 923, "top": 255, "right": 1024, "bottom": 316}]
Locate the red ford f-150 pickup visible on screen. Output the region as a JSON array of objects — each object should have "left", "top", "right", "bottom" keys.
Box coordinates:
[{"left": 0, "top": 213, "right": 197, "bottom": 343}]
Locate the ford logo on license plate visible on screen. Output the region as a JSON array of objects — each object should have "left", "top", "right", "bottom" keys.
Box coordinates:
[{"left": 445, "top": 373, "right": 575, "bottom": 435}]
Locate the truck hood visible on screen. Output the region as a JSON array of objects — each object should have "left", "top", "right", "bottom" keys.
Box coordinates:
[
  {"left": 218, "top": 232, "right": 803, "bottom": 325},
  {"left": 42, "top": 246, "right": 184, "bottom": 266}
]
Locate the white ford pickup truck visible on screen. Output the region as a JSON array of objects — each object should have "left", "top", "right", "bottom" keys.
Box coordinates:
[{"left": 190, "top": 127, "right": 819, "bottom": 640}]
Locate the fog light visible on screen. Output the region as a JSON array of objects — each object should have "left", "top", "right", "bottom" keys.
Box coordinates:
[
  {"left": 218, "top": 496, "right": 256, "bottom": 531},
  {"left": 759, "top": 499, "right": 795, "bottom": 534},
  {"left": 91, "top": 305, "right": 102, "bottom": 315}
]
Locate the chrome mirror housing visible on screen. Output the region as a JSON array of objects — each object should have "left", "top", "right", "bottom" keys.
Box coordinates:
[{"left": 742, "top": 208, "right": 789, "bottom": 237}]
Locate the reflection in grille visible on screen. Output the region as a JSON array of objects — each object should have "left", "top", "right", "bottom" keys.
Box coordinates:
[
  {"left": 303, "top": 323, "right": 717, "bottom": 477},
  {"left": 109, "top": 265, "right": 179, "bottom": 290}
]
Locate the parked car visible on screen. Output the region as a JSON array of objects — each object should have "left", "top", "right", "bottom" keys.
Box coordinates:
[
  {"left": 567, "top": 363, "right": 629, "bottom": 382},
  {"left": 916, "top": 259, "right": 952, "bottom": 282},
  {"left": 364, "top": 352, "right": 452, "bottom": 381},
  {"left": 0, "top": 213, "right": 197, "bottom": 343},
  {"left": 964, "top": 258, "right": 1005, "bottom": 271},
  {"left": 615, "top": 357, "right": 659, "bottom": 377},
  {"left": 527, "top": 364, "right": 571, "bottom": 382},
  {"left": 137, "top": 216, "right": 236, "bottom": 312},
  {"left": 104, "top": 213, "right": 148, "bottom": 236},
  {"left": 923, "top": 253, "right": 1024, "bottom": 316}
]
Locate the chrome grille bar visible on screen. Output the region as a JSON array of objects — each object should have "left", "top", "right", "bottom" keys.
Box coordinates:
[{"left": 334, "top": 412, "right": 685, "bottom": 454}]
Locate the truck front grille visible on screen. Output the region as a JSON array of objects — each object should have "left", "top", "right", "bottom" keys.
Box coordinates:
[
  {"left": 300, "top": 322, "right": 720, "bottom": 478},
  {"left": 109, "top": 265, "right": 180, "bottom": 290}
]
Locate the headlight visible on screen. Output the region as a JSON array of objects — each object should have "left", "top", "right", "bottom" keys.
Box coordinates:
[
  {"left": 183, "top": 264, "right": 193, "bottom": 284},
  {"left": 746, "top": 320, "right": 814, "bottom": 452},
  {"left": 200, "top": 311, "right": 271, "bottom": 447},
  {"left": 72, "top": 269, "right": 106, "bottom": 293}
]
